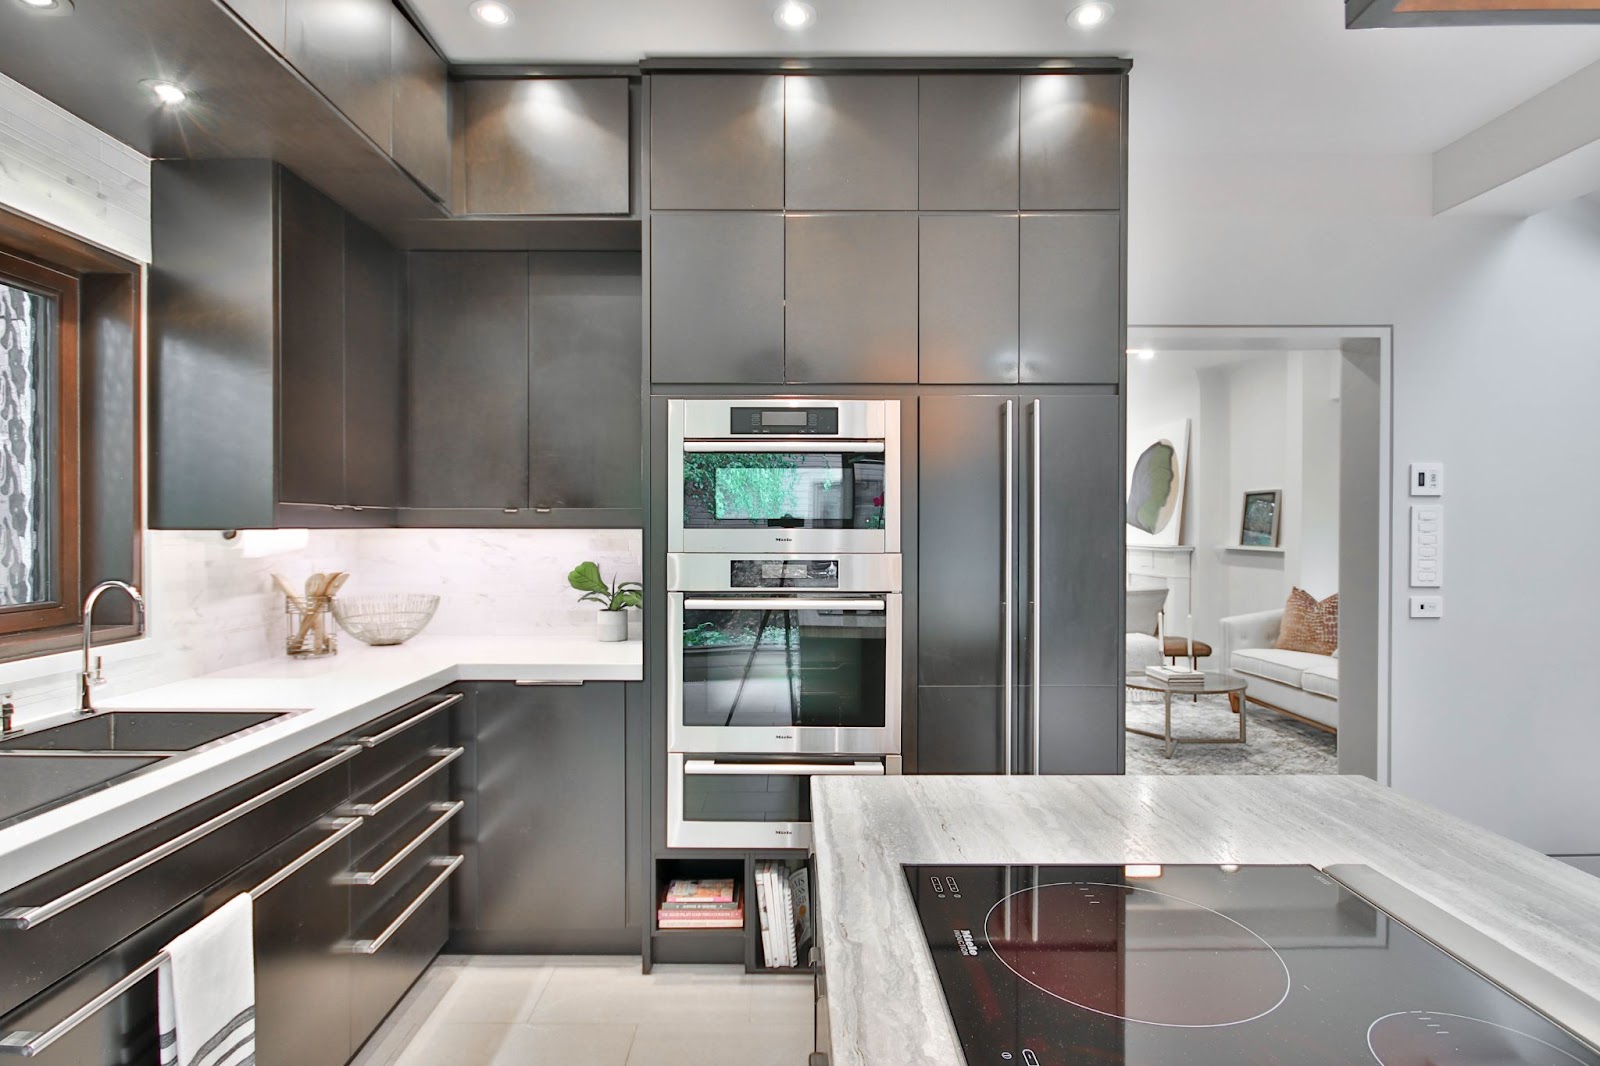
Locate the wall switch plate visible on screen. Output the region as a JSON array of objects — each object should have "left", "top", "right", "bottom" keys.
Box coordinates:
[
  {"left": 1410, "top": 462, "right": 1444, "bottom": 496},
  {"left": 1410, "top": 595, "right": 1444, "bottom": 619},
  {"left": 1410, "top": 504, "right": 1443, "bottom": 588}
]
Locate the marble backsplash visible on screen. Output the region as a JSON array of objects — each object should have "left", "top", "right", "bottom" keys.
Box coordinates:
[{"left": 0, "top": 527, "right": 641, "bottom": 727}]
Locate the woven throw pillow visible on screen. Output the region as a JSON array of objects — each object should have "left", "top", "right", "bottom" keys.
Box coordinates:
[{"left": 1275, "top": 587, "right": 1338, "bottom": 656}]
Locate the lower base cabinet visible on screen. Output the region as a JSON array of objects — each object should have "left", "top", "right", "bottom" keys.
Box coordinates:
[{"left": 450, "top": 681, "right": 641, "bottom": 954}]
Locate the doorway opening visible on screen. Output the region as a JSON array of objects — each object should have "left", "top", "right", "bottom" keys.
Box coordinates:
[{"left": 1123, "top": 327, "right": 1391, "bottom": 781}]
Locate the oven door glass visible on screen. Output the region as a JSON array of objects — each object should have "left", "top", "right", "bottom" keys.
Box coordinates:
[
  {"left": 679, "top": 598, "right": 888, "bottom": 730},
  {"left": 681, "top": 770, "right": 811, "bottom": 825},
  {"left": 681, "top": 450, "right": 886, "bottom": 532}
]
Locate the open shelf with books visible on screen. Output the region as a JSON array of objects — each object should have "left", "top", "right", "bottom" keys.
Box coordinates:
[
  {"left": 655, "top": 858, "right": 745, "bottom": 933},
  {"left": 749, "top": 855, "right": 816, "bottom": 973}
]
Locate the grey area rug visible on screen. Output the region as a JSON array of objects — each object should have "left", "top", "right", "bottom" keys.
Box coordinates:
[{"left": 1125, "top": 690, "right": 1337, "bottom": 775}]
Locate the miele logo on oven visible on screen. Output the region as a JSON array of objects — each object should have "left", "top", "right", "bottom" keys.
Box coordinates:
[{"left": 954, "top": 930, "right": 978, "bottom": 957}]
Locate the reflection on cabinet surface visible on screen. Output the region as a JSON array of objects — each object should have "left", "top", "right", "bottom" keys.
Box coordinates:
[
  {"left": 285, "top": 0, "right": 395, "bottom": 148},
  {"left": 919, "top": 74, "right": 1021, "bottom": 210},
  {"left": 785, "top": 75, "right": 918, "bottom": 210},
  {"left": 650, "top": 74, "right": 784, "bottom": 210},
  {"left": 784, "top": 213, "right": 918, "bottom": 384},
  {"left": 650, "top": 212, "right": 785, "bottom": 384}
]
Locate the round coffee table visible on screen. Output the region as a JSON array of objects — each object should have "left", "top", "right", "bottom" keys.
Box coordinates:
[{"left": 1125, "top": 672, "right": 1249, "bottom": 759}]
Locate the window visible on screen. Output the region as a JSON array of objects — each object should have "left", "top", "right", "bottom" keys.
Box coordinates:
[{"left": 0, "top": 251, "right": 80, "bottom": 634}]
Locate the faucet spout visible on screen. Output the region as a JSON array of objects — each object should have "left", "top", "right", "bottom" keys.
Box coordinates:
[{"left": 80, "top": 581, "right": 146, "bottom": 715}]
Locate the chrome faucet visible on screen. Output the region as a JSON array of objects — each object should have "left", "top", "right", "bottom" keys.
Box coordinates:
[{"left": 80, "top": 581, "right": 146, "bottom": 715}]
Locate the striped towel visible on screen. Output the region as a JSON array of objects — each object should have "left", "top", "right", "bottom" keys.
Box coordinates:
[{"left": 158, "top": 894, "right": 257, "bottom": 1066}]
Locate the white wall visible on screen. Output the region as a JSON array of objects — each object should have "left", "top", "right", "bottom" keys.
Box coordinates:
[{"left": 1129, "top": 150, "right": 1600, "bottom": 855}]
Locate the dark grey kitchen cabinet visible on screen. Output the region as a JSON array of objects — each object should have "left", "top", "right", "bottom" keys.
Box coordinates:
[
  {"left": 785, "top": 75, "right": 918, "bottom": 210},
  {"left": 226, "top": 0, "right": 286, "bottom": 51},
  {"left": 285, "top": 0, "right": 394, "bottom": 150},
  {"left": 151, "top": 161, "right": 404, "bottom": 528},
  {"left": 1034, "top": 686, "right": 1123, "bottom": 775},
  {"left": 784, "top": 213, "right": 918, "bottom": 384},
  {"left": 406, "top": 251, "right": 530, "bottom": 509},
  {"left": 451, "top": 682, "right": 638, "bottom": 953},
  {"left": 1020, "top": 74, "right": 1125, "bottom": 211},
  {"left": 650, "top": 74, "right": 784, "bottom": 210},
  {"left": 650, "top": 212, "right": 784, "bottom": 384},
  {"left": 389, "top": 8, "right": 451, "bottom": 203},
  {"left": 458, "top": 78, "right": 631, "bottom": 216},
  {"left": 919, "top": 216, "right": 1020, "bottom": 384},
  {"left": 1020, "top": 213, "right": 1123, "bottom": 385},
  {"left": 528, "top": 253, "right": 643, "bottom": 510},
  {"left": 918, "top": 686, "right": 1007, "bottom": 775},
  {"left": 919, "top": 74, "right": 1021, "bottom": 210}
]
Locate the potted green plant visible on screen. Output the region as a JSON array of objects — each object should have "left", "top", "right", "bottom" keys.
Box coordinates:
[{"left": 568, "top": 561, "right": 642, "bottom": 642}]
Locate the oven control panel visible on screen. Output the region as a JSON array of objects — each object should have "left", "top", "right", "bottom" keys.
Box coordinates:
[
  {"left": 729, "top": 559, "right": 840, "bottom": 588},
  {"left": 729, "top": 407, "right": 840, "bottom": 434}
]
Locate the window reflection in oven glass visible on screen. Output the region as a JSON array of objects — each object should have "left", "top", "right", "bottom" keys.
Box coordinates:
[
  {"left": 681, "top": 774, "right": 809, "bottom": 823},
  {"left": 680, "top": 604, "right": 887, "bottom": 729},
  {"left": 681, "top": 453, "right": 886, "bottom": 531}
]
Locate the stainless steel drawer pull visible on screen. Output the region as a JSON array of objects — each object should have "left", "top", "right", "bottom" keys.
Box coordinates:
[
  {"left": 340, "top": 801, "right": 464, "bottom": 887},
  {"left": 356, "top": 692, "right": 464, "bottom": 748},
  {"left": 344, "top": 748, "right": 464, "bottom": 817},
  {"left": 0, "top": 815, "right": 365, "bottom": 1057},
  {"left": 513, "top": 680, "right": 585, "bottom": 686},
  {"left": 0, "top": 743, "right": 363, "bottom": 931},
  {"left": 346, "top": 855, "right": 463, "bottom": 955},
  {"left": 682, "top": 440, "right": 885, "bottom": 454},
  {"left": 682, "top": 760, "right": 886, "bottom": 777},
  {"left": 682, "top": 598, "right": 886, "bottom": 612}
]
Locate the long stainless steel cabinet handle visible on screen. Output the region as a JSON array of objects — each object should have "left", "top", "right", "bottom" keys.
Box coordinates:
[
  {"left": 0, "top": 815, "right": 365, "bottom": 1057},
  {"left": 1030, "top": 399, "right": 1043, "bottom": 775},
  {"left": 344, "top": 747, "right": 464, "bottom": 817},
  {"left": 682, "top": 760, "right": 886, "bottom": 777},
  {"left": 341, "top": 801, "right": 464, "bottom": 887},
  {"left": 681, "top": 440, "right": 885, "bottom": 454},
  {"left": 346, "top": 855, "right": 464, "bottom": 955},
  {"left": 0, "top": 743, "right": 363, "bottom": 930},
  {"left": 1003, "top": 399, "right": 1016, "bottom": 776},
  {"left": 682, "top": 598, "right": 886, "bottom": 612},
  {"left": 514, "top": 680, "right": 585, "bottom": 686},
  {"left": 356, "top": 692, "right": 464, "bottom": 748}
]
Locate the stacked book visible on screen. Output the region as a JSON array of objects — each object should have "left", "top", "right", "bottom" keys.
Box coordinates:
[
  {"left": 754, "top": 861, "right": 813, "bottom": 969},
  {"left": 657, "top": 878, "right": 743, "bottom": 929},
  {"left": 1145, "top": 664, "right": 1206, "bottom": 685}
]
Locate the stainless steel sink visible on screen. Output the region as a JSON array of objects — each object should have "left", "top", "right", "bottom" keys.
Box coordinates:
[
  {"left": 0, "top": 711, "right": 286, "bottom": 753},
  {"left": 0, "top": 753, "right": 167, "bottom": 826}
]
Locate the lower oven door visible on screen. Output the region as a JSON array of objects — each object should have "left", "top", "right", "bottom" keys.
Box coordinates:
[
  {"left": 669, "top": 593, "right": 902, "bottom": 755},
  {"left": 666, "top": 754, "right": 899, "bottom": 850}
]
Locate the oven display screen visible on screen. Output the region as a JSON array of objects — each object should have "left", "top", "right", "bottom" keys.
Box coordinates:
[
  {"left": 760, "top": 411, "right": 808, "bottom": 428},
  {"left": 729, "top": 407, "right": 840, "bottom": 434}
]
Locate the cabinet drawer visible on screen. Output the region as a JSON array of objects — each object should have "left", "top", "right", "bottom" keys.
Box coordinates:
[
  {"left": 349, "top": 855, "right": 460, "bottom": 1051},
  {"left": 346, "top": 692, "right": 460, "bottom": 799},
  {"left": 349, "top": 812, "right": 460, "bottom": 931},
  {"left": 0, "top": 744, "right": 355, "bottom": 1019},
  {"left": 347, "top": 746, "right": 457, "bottom": 858}
]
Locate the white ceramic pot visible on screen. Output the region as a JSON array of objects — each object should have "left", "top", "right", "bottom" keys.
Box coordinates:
[{"left": 597, "top": 609, "right": 628, "bottom": 642}]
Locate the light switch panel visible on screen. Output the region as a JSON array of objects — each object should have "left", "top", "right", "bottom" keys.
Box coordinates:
[
  {"left": 1410, "top": 505, "right": 1443, "bottom": 588},
  {"left": 1409, "top": 462, "right": 1444, "bottom": 496},
  {"left": 1410, "top": 595, "right": 1443, "bottom": 619}
]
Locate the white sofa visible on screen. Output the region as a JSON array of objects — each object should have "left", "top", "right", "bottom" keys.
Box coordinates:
[{"left": 1217, "top": 608, "right": 1339, "bottom": 731}]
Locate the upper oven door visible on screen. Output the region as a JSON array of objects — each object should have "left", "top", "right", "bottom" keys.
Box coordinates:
[
  {"left": 668, "top": 591, "right": 903, "bottom": 755},
  {"left": 668, "top": 399, "right": 901, "bottom": 553}
]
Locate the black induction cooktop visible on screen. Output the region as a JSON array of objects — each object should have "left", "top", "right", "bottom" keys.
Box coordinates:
[{"left": 902, "top": 864, "right": 1599, "bottom": 1066}]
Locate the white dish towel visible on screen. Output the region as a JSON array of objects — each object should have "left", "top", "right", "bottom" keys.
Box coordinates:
[{"left": 158, "top": 894, "right": 257, "bottom": 1066}]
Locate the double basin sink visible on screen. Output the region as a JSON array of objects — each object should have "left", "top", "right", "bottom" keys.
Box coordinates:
[{"left": 0, "top": 711, "right": 287, "bottom": 827}]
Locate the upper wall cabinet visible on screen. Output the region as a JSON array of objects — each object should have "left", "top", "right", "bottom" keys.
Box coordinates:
[
  {"left": 285, "top": 0, "right": 395, "bottom": 150},
  {"left": 458, "top": 78, "right": 632, "bottom": 216},
  {"left": 650, "top": 212, "right": 785, "bottom": 384},
  {"left": 1020, "top": 74, "right": 1125, "bottom": 211},
  {"left": 785, "top": 213, "right": 918, "bottom": 384},
  {"left": 151, "top": 162, "right": 403, "bottom": 529},
  {"left": 1020, "top": 213, "right": 1122, "bottom": 384},
  {"left": 389, "top": 8, "right": 451, "bottom": 203},
  {"left": 785, "top": 75, "right": 918, "bottom": 210},
  {"left": 650, "top": 75, "right": 784, "bottom": 210},
  {"left": 919, "top": 75, "right": 1021, "bottom": 210},
  {"left": 226, "top": 0, "right": 286, "bottom": 51}
]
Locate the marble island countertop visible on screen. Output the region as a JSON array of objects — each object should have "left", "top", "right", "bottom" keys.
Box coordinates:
[
  {"left": 0, "top": 634, "right": 641, "bottom": 894},
  {"left": 811, "top": 774, "right": 1600, "bottom": 1066}
]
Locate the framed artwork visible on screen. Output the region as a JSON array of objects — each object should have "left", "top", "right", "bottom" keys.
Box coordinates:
[
  {"left": 1240, "top": 489, "right": 1283, "bottom": 547},
  {"left": 1126, "top": 419, "right": 1191, "bottom": 548}
]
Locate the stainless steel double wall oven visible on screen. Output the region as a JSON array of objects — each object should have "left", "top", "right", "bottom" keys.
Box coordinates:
[{"left": 666, "top": 399, "right": 903, "bottom": 850}]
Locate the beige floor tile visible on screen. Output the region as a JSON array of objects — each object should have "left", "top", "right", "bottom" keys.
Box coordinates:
[
  {"left": 392, "top": 1022, "right": 520, "bottom": 1066},
  {"left": 430, "top": 963, "right": 555, "bottom": 1023},
  {"left": 625, "top": 1022, "right": 814, "bottom": 1066},
  {"left": 492, "top": 1024, "right": 638, "bottom": 1066}
]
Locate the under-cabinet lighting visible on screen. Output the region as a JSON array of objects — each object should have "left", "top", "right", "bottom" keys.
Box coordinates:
[
  {"left": 1125, "top": 864, "right": 1163, "bottom": 879},
  {"left": 142, "top": 80, "right": 189, "bottom": 107},
  {"left": 1128, "top": 348, "right": 1156, "bottom": 362},
  {"left": 1067, "top": 1, "right": 1114, "bottom": 28},
  {"left": 225, "top": 529, "right": 311, "bottom": 559},
  {"left": 1220, "top": 864, "right": 1241, "bottom": 873},
  {"left": 775, "top": 1, "right": 816, "bottom": 29},
  {"left": 470, "top": 0, "right": 513, "bottom": 26}
]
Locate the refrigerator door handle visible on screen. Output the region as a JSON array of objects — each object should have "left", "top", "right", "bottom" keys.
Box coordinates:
[
  {"left": 1029, "top": 399, "right": 1042, "bottom": 775},
  {"left": 1003, "top": 399, "right": 1016, "bottom": 776}
]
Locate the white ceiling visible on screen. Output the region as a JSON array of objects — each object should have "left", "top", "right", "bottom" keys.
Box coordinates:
[{"left": 406, "top": 0, "right": 1600, "bottom": 156}]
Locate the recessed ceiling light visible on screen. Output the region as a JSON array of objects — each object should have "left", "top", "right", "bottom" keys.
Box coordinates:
[
  {"left": 142, "top": 80, "right": 189, "bottom": 107},
  {"left": 1128, "top": 348, "right": 1155, "bottom": 362},
  {"left": 1066, "top": 1, "right": 1114, "bottom": 29},
  {"left": 470, "top": 0, "right": 512, "bottom": 26},
  {"left": 775, "top": 1, "right": 815, "bottom": 29}
]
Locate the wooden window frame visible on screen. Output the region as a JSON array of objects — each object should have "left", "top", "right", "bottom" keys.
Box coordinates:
[{"left": 0, "top": 249, "right": 82, "bottom": 635}]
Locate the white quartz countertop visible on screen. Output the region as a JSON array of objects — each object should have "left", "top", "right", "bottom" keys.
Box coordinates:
[
  {"left": 0, "top": 634, "right": 641, "bottom": 894},
  {"left": 811, "top": 774, "right": 1600, "bottom": 1066}
]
